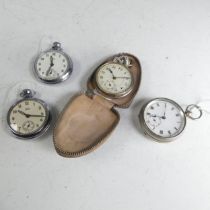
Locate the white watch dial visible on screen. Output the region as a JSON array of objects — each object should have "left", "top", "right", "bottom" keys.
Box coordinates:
[
  {"left": 96, "top": 63, "right": 133, "bottom": 95},
  {"left": 143, "top": 98, "right": 186, "bottom": 138},
  {"left": 35, "top": 51, "right": 69, "bottom": 81},
  {"left": 8, "top": 99, "right": 49, "bottom": 136}
]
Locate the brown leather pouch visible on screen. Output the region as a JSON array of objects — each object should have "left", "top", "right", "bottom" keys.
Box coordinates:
[{"left": 53, "top": 53, "right": 141, "bottom": 157}]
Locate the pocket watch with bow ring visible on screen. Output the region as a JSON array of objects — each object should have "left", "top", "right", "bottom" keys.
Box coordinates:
[
  {"left": 93, "top": 55, "right": 134, "bottom": 99},
  {"left": 34, "top": 42, "right": 73, "bottom": 84},
  {"left": 139, "top": 97, "right": 203, "bottom": 142}
]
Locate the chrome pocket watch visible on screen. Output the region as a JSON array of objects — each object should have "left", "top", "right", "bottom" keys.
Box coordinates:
[
  {"left": 7, "top": 89, "right": 51, "bottom": 139},
  {"left": 94, "top": 55, "right": 134, "bottom": 98},
  {"left": 34, "top": 42, "right": 73, "bottom": 84},
  {"left": 139, "top": 98, "right": 202, "bottom": 142}
]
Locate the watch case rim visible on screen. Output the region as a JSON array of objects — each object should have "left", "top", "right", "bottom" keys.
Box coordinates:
[
  {"left": 7, "top": 98, "right": 51, "bottom": 139},
  {"left": 94, "top": 62, "right": 135, "bottom": 99},
  {"left": 139, "top": 97, "right": 187, "bottom": 142},
  {"left": 34, "top": 49, "right": 73, "bottom": 84}
]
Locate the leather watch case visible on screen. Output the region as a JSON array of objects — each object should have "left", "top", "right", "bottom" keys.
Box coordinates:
[{"left": 53, "top": 53, "right": 141, "bottom": 157}]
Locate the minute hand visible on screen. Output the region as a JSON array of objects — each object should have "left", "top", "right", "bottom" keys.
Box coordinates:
[
  {"left": 162, "top": 103, "right": 167, "bottom": 119},
  {"left": 27, "top": 114, "right": 46, "bottom": 117},
  {"left": 114, "top": 77, "right": 130, "bottom": 79}
]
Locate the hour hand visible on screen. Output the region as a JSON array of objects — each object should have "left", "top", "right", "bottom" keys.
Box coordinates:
[
  {"left": 18, "top": 110, "right": 27, "bottom": 116},
  {"left": 18, "top": 110, "right": 30, "bottom": 118},
  {"left": 107, "top": 68, "right": 113, "bottom": 74},
  {"left": 151, "top": 114, "right": 161, "bottom": 118},
  {"left": 149, "top": 113, "right": 165, "bottom": 119},
  {"left": 107, "top": 68, "right": 116, "bottom": 79}
]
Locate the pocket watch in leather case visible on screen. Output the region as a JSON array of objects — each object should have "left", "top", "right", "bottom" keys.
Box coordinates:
[{"left": 53, "top": 53, "right": 141, "bottom": 157}]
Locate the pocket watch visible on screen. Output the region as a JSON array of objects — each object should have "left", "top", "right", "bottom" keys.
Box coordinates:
[
  {"left": 94, "top": 55, "right": 134, "bottom": 98},
  {"left": 34, "top": 42, "right": 73, "bottom": 84},
  {"left": 7, "top": 89, "right": 51, "bottom": 139},
  {"left": 139, "top": 98, "right": 202, "bottom": 142}
]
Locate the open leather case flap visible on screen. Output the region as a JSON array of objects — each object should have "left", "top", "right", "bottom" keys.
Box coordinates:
[{"left": 53, "top": 53, "right": 141, "bottom": 157}]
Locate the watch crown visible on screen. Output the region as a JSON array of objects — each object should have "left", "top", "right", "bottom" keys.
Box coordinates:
[
  {"left": 52, "top": 42, "right": 62, "bottom": 50},
  {"left": 20, "top": 89, "right": 35, "bottom": 98}
]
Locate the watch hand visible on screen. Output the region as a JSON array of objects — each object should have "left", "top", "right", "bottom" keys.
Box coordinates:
[
  {"left": 149, "top": 114, "right": 165, "bottom": 119},
  {"left": 114, "top": 77, "right": 130, "bottom": 79},
  {"left": 28, "top": 114, "right": 46, "bottom": 117},
  {"left": 18, "top": 110, "right": 30, "bottom": 117},
  {"left": 46, "top": 56, "right": 54, "bottom": 76},
  {"left": 50, "top": 56, "right": 54, "bottom": 66},
  {"left": 46, "top": 66, "right": 52, "bottom": 76},
  {"left": 107, "top": 68, "right": 113, "bottom": 74},
  {"left": 18, "top": 110, "right": 45, "bottom": 118},
  {"left": 107, "top": 68, "right": 116, "bottom": 79},
  {"left": 151, "top": 114, "right": 161, "bottom": 118},
  {"left": 163, "top": 103, "right": 167, "bottom": 118}
]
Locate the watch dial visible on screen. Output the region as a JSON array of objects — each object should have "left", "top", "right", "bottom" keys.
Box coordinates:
[
  {"left": 8, "top": 99, "right": 49, "bottom": 137},
  {"left": 96, "top": 63, "right": 133, "bottom": 96},
  {"left": 35, "top": 50, "right": 71, "bottom": 82},
  {"left": 143, "top": 98, "right": 186, "bottom": 139}
]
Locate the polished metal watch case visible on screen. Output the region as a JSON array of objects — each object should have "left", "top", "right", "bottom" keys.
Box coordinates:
[
  {"left": 139, "top": 98, "right": 187, "bottom": 142},
  {"left": 34, "top": 42, "right": 73, "bottom": 84}
]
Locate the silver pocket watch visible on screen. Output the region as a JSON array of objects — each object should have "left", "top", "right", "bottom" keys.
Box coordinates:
[
  {"left": 95, "top": 55, "right": 134, "bottom": 98},
  {"left": 139, "top": 97, "right": 202, "bottom": 142},
  {"left": 34, "top": 42, "right": 73, "bottom": 84},
  {"left": 7, "top": 89, "right": 51, "bottom": 139}
]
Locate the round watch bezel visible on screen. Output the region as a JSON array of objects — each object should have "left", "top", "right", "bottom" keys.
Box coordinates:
[
  {"left": 34, "top": 49, "right": 73, "bottom": 84},
  {"left": 94, "top": 62, "right": 134, "bottom": 98},
  {"left": 7, "top": 98, "right": 51, "bottom": 139},
  {"left": 139, "top": 98, "right": 187, "bottom": 142}
]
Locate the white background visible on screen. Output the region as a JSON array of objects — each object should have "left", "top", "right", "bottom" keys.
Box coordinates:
[{"left": 0, "top": 0, "right": 210, "bottom": 210}]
